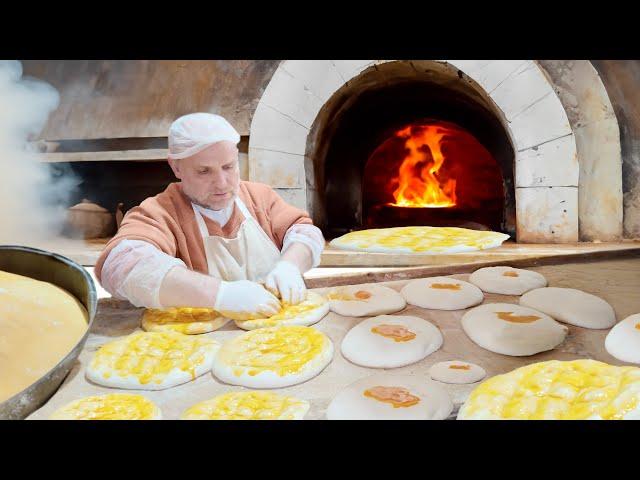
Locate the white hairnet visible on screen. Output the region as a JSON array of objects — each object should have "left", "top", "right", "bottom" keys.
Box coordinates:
[{"left": 167, "top": 112, "right": 240, "bottom": 160}]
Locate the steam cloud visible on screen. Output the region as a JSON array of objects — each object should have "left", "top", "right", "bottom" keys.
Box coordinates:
[{"left": 0, "top": 60, "right": 77, "bottom": 246}]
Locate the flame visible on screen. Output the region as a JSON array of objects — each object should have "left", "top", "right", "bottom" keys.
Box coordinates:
[{"left": 389, "top": 124, "right": 457, "bottom": 208}]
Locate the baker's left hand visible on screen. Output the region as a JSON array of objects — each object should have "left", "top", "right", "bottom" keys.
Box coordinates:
[{"left": 264, "top": 260, "right": 307, "bottom": 305}]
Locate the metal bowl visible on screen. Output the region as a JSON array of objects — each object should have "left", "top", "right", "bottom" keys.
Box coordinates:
[{"left": 0, "top": 245, "right": 97, "bottom": 419}]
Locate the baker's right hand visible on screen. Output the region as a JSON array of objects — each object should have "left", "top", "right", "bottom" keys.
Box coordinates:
[{"left": 213, "top": 279, "right": 281, "bottom": 320}]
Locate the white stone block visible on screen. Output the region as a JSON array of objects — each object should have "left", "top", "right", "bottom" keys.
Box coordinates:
[
  {"left": 510, "top": 93, "right": 573, "bottom": 151},
  {"left": 516, "top": 134, "right": 579, "bottom": 187},
  {"left": 331, "top": 60, "right": 376, "bottom": 81},
  {"left": 516, "top": 186, "right": 579, "bottom": 243},
  {"left": 279, "top": 60, "right": 345, "bottom": 103},
  {"left": 491, "top": 63, "right": 554, "bottom": 120},
  {"left": 260, "top": 67, "right": 324, "bottom": 129},
  {"left": 274, "top": 188, "right": 308, "bottom": 211},
  {"left": 249, "top": 103, "right": 309, "bottom": 155},
  {"left": 574, "top": 119, "right": 623, "bottom": 240},
  {"left": 466, "top": 60, "right": 530, "bottom": 94},
  {"left": 248, "top": 148, "right": 305, "bottom": 188}
]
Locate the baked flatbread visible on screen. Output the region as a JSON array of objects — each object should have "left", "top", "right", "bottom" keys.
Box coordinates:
[
  {"left": 49, "top": 393, "right": 161, "bottom": 420},
  {"left": 181, "top": 391, "right": 310, "bottom": 420},
  {"left": 141, "top": 307, "right": 230, "bottom": 334},
  {"left": 234, "top": 291, "right": 329, "bottom": 330},
  {"left": 329, "top": 226, "right": 509, "bottom": 254},
  {"left": 458, "top": 359, "right": 640, "bottom": 420},
  {"left": 212, "top": 325, "right": 333, "bottom": 389},
  {"left": 86, "top": 331, "right": 219, "bottom": 390}
]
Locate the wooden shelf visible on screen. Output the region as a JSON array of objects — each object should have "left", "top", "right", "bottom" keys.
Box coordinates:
[{"left": 39, "top": 149, "right": 169, "bottom": 163}]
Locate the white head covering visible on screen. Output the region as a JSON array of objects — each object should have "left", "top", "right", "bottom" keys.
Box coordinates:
[{"left": 167, "top": 113, "right": 240, "bottom": 160}]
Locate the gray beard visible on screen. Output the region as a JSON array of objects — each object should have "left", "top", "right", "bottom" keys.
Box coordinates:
[{"left": 189, "top": 193, "right": 236, "bottom": 212}]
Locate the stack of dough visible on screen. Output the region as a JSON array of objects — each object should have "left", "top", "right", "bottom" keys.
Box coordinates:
[
  {"left": 326, "top": 284, "right": 406, "bottom": 317},
  {"left": 141, "top": 307, "right": 230, "bottom": 334},
  {"left": 519, "top": 287, "right": 616, "bottom": 329},
  {"left": 401, "top": 276, "right": 483, "bottom": 310},
  {"left": 49, "top": 393, "right": 161, "bottom": 420},
  {"left": 86, "top": 331, "right": 219, "bottom": 390},
  {"left": 461, "top": 303, "right": 568, "bottom": 356},
  {"left": 212, "top": 325, "right": 333, "bottom": 388},
  {"left": 458, "top": 359, "right": 640, "bottom": 420},
  {"left": 329, "top": 226, "right": 509, "bottom": 254},
  {"left": 469, "top": 266, "right": 547, "bottom": 295},
  {"left": 341, "top": 315, "right": 442, "bottom": 368},
  {"left": 234, "top": 291, "right": 329, "bottom": 330},
  {"left": 181, "top": 391, "right": 310, "bottom": 420},
  {"left": 605, "top": 313, "right": 640, "bottom": 364},
  {"left": 327, "top": 374, "right": 453, "bottom": 420}
]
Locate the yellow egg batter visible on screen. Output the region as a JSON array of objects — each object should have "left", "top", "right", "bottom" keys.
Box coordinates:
[
  {"left": 0, "top": 270, "right": 88, "bottom": 403},
  {"left": 331, "top": 226, "right": 509, "bottom": 253},
  {"left": 460, "top": 359, "right": 640, "bottom": 420},
  {"left": 49, "top": 393, "right": 160, "bottom": 420},
  {"left": 181, "top": 391, "right": 309, "bottom": 420}
]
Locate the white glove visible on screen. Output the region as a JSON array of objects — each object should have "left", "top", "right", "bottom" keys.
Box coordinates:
[
  {"left": 264, "top": 260, "right": 307, "bottom": 305},
  {"left": 214, "top": 279, "right": 281, "bottom": 320}
]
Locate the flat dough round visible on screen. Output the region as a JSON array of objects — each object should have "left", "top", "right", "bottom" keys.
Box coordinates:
[
  {"left": 327, "top": 284, "right": 406, "bottom": 317},
  {"left": 212, "top": 325, "right": 333, "bottom": 389},
  {"left": 326, "top": 374, "right": 453, "bottom": 420},
  {"left": 401, "top": 276, "right": 483, "bottom": 310},
  {"left": 234, "top": 291, "right": 329, "bottom": 330},
  {"left": 49, "top": 393, "right": 161, "bottom": 420},
  {"left": 329, "top": 226, "right": 509, "bottom": 254},
  {"left": 605, "top": 313, "right": 640, "bottom": 364},
  {"left": 469, "top": 266, "right": 547, "bottom": 295},
  {"left": 458, "top": 359, "right": 640, "bottom": 420},
  {"left": 181, "top": 391, "right": 310, "bottom": 420},
  {"left": 142, "top": 307, "right": 230, "bottom": 334},
  {"left": 520, "top": 287, "right": 616, "bottom": 329},
  {"left": 341, "top": 315, "right": 442, "bottom": 368},
  {"left": 429, "top": 361, "right": 486, "bottom": 384},
  {"left": 86, "top": 331, "right": 219, "bottom": 390},
  {"left": 461, "top": 303, "right": 568, "bottom": 356}
]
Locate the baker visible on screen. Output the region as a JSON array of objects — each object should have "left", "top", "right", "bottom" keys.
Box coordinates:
[{"left": 95, "top": 113, "right": 324, "bottom": 318}]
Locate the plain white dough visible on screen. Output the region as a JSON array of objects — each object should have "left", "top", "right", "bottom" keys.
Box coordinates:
[
  {"left": 461, "top": 303, "right": 568, "bottom": 356},
  {"left": 211, "top": 325, "right": 334, "bottom": 389},
  {"left": 326, "top": 374, "right": 453, "bottom": 420},
  {"left": 605, "top": 313, "right": 640, "bottom": 364},
  {"left": 401, "top": 276, "right": 483, "bottom": 310},
  {"left": 469, "top": 266, "right": 547, "bottom": 295},
  {"left": 520, "top": 287, "right": 616, "bottom": 329},
  {"left": 341, "top": 315, "right": 443, "bottom": 368},
  {"left": 327, "top": 284, "right": 406, "bottom": 317},
  {"left": 429, "top": 361, "right": 486, "bottom": 384}
]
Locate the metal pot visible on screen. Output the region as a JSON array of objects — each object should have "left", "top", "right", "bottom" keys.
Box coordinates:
[{"left": 0, "top": 245, "right": 97, "bottom": 419}]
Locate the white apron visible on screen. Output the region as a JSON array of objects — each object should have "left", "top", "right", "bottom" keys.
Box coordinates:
[{"left": 192, "top": 196, "right": 280, "bottom": 282}]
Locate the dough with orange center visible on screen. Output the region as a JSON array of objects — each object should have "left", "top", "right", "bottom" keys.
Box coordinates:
[
  {"left": 429, "top": 360, "right": 486, "bottom": 384},
  {"left": 326, "top": 284, "right": 406, "bottom": 317},
  {"left": 327, "top": 374, "right": 452, "bottom": 420},
  {"left": 469, "top": 266, "right": 547, "bottom": 295},
  {"left": 341, "top": 314, "right": 442, "bottom": 368},
  {"left": 461, "top": 303, "right": 568, "bottom": 356},
  {"left": 401, "top": 276, "right": 483, "bottom": 310},
  {"left": 605, "top": 313, "right": 640, "bottom": 364}
]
